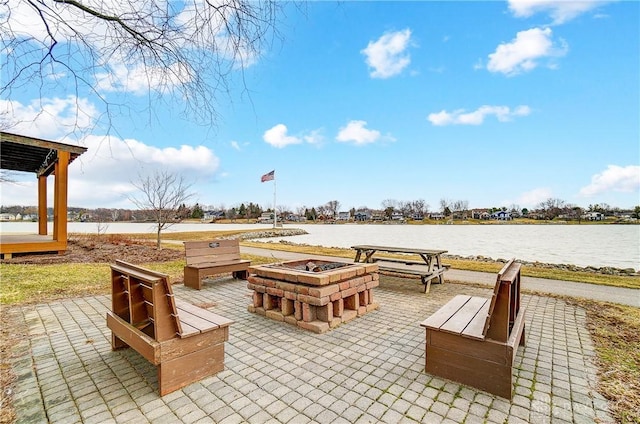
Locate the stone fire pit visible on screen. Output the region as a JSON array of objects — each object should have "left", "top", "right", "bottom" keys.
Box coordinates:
[{"left": 247, "top": 259, "right": 379, "bottom": 333}]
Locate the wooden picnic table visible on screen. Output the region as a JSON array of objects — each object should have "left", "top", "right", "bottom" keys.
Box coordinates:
[{"left": 351, "top": 245, "right": 448, "bottom": 293}]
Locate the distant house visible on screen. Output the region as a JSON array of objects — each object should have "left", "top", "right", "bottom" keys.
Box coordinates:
[
  {"left": 354, "top": 211, "right": 371, "bottom": 221},
  {"left": 492, "top": 211, "right": 512, "bottom": 220},
  {"left": 429, "top": 212, "right": 445, "bottom": 220},
  {"left": 583, "top": 212, "right": 604, "bottom": 221},
  {"left": 286, "top": 214, "right": 304, "bottom": 222},
  {"left": 371, "top": 212, "right": 385, "bottom": 221},
  {"left": 0, "top": 213, "right": 16, "bottom": 221},
  {"left": 203, "top": 210, "right": 225, "bottom": 221},
  {"left": 411, "top": 213, "right": 425, "bottom": 220},
  {"left": 391, "top": 211, "right": 404, "bottom": 221},
  {"left": 471, "top": 209, "right": 491, "bottom": 220},
  {"left": 337, "top": 211, "right": 351, "bottom": 221},
  {"left": 257, "top": 212, "right": 274, "bottom": 223}
]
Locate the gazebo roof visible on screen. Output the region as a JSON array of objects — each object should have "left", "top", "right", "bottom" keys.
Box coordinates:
[{"left": 1, "top": 131, "right": 87, "bottom": 177}]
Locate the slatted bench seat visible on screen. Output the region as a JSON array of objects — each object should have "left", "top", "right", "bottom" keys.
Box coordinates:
[
  {"left": 106, "top": 260, "right": 233, "bottom": 396},
  {"left": 420, "top": 259, "right": 526, "bottom": 399},
  {"left": 374, "top": 258, "right": 449, "bottom": 293},
  {"left": 184, "top": 239, "right": 250, "bottom": 290}
]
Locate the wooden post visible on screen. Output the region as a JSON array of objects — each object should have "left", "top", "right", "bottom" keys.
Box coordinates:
[
  {"left": 38, "top": 175, "right": 47, "bottom": 235},
  {"left": 52, "top": 151, "right": 70, "bottom": 249}
]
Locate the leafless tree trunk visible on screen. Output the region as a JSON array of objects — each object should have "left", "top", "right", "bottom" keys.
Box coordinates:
[
  {"left": 2, "top": 0, "right": 283, "bottom": 134},
  {"left": 128, "top": 170, "right": 194, "bottom": 249}
]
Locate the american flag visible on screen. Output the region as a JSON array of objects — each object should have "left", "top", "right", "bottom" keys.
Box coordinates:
[{"left": 261, "top": 170, "right": 275, "bottom": 182}]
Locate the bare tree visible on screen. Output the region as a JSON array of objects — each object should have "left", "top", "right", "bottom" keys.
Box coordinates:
[
  {"left": 381, "top": 199, "right": 398, "bottom": 210},
  {"left": 411, "top": 199, "right": 427, "bottom": 216},
  {"left": 326, "top": 200, "right": 340, "bottom": 218},
  {"left": 439, "top": 198, "right": 451, "bottom": 215},
  {"left": 2, "top": 1, "right": 283, "bottom": 133},
  {"left": 128, "top": 170, "right": 194, "bottom": 249},
  {"left": 276, "top": 204, "right": 289, "bottom": 219},
  {"left": 538, "top": 198, "right": 566, "bottom": 220}
]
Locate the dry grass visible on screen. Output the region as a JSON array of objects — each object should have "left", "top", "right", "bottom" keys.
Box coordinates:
[
  {"left": 567, "top": 299, "right": 640, "bottom": 423},
  {"left": 0, "top": 307, "right": 18, "bottom": 424}
]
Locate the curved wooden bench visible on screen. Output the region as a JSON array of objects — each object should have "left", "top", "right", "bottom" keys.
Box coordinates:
[{"left": 420, "top": 259, "right": 525, "bottom": 399}]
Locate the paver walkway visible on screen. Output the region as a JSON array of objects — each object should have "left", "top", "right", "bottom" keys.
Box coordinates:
[{"left": 8, "top": 274, "right": 613, "bottom": 423}]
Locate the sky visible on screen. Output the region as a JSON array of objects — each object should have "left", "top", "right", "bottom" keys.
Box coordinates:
[{"left": 2, "top": 0, "right": 639, "bottom": 213}]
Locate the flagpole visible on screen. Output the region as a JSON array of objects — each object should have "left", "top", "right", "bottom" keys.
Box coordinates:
[{"left": 273, "top": 175, "right": 277, "bottom": 229}]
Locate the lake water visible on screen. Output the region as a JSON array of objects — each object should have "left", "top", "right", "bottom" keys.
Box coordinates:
[{"left": 1, "top": 221, "right": 638, "bottom": 270}]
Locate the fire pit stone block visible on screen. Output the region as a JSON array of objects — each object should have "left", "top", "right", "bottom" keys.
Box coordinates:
[{"left": 247, "top": 259, "right": 379, "bottom": 333}]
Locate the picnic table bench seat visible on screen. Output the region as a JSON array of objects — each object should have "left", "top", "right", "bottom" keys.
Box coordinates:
[
  {"left": 106, "top": 260, "right": 233, "bottom": 396},
  {"left": 374, "top": 259, "right": 448, "bottom": 293},
  {"left": 184, "top": 239, "right": 250, "bottom": 290},
  {"left": 420, "top": 258, "right": 525, "bottom": 399}
]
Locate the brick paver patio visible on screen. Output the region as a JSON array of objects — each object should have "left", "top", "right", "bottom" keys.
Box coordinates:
[{"left": 7, "top": 276, "right": 613, "bottom": 423}]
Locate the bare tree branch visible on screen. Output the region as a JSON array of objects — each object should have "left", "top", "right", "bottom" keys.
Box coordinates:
[{"left": 2, "top": 0, "right": 284, "bottom": 135}]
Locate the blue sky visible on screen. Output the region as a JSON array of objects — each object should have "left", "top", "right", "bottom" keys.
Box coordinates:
[{"left": 2, "top": 0, "right": 639, "bottom": 213}]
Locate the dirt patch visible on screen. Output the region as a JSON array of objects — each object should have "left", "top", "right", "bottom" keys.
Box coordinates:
[{"left": 3, "top": 234, "right": 183, "bottom": 265}]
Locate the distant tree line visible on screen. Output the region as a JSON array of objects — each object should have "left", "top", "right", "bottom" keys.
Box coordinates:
[{"left": 2, "top": 198, "right": 638, "bottom": 222}]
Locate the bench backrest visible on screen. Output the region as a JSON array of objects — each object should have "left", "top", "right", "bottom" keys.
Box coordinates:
[
  {"left": 184, "top": 239, "right": 241, "bottom": 266},
  {"left": 483, "top": 258, "right": 522, "bottom": 342},
  {"left": 111, "top": 260, "right": 182, "bottom": 342}
]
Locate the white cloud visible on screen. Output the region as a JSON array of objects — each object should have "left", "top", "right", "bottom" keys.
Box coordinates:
[
  {"left": 361, "top": 29, "right": 413, "bottom": 79},
  {"left": 579, "top": 165, "right": 640, "bottom": 197},
  {"left": 1, "top": 134, "right": 221, "bottom": 209},
  {"left": 336, "top": 120, "right": 394, "bottom": 146},
  {"left": 95, "top": 62, "right": 193, "bottom": 95},
  {"left": 487, "top": 27, "right": 568, "bottom": 76},
  {"left": 303, "top": 129, "right": 325, "bottom": 146},
  {"left": 263, "top": 124, "right": 302, "bottom": 148},
  {"left": 508, "top": 0, "right": 612, "bottom": 25},
  {"left": 230, "top": 141, "right": 241, "bottom": 151},
  {"left": 1, "top": 97, "right": 98, "bottom": 138},
  {"left": 427, "top": 105, "right": 531, "bottom": 126},
  {"left": 263, "top": 125, "right": 325, "bottom": 148},
  {"left": 0, "top": 97, "right": 221, "bottom": 208},
  {"left": 517, "top": 188, "right": 554, "bottom": 207}
]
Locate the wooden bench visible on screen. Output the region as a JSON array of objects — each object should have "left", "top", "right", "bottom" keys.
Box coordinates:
[
  {"left": 183, "top": 239, "right": 250, "bottom": 290},
  {"left": 420, "top": 259, "right": 526, "bottom": 399},
  {"left": 106, "top": 260, "right": 233, "bottom": 396}
]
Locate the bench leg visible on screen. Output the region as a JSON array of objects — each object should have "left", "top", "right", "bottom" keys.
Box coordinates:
[
  {"left": 111, "top": 333, "right": 129, "bottom": 350},
  {"left": 184, "top": 267, "right": 202, "bottom": 290},
  {"left": 422, "top": 276, "right": 432, "bottom": 294},
  {"left": 232, "top": 270, "right": 249, "bottom": 280},
  {"left": 157, "top": 344, "right": 225, "bottom": 396}
]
